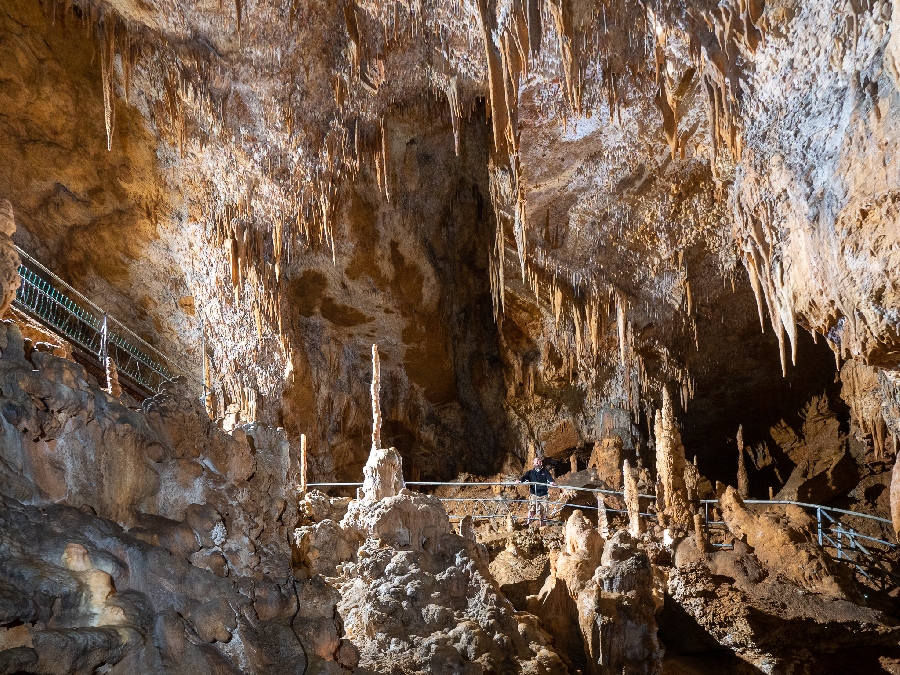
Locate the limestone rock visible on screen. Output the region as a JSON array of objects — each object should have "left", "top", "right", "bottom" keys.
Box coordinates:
[
  {"left": 556, "top": 509, "right": 604, "bottom": 594},
  {"left": 361, "top": 446, "right": 405, "bottom": 502},
  {"left": 718, "top": 486, "right": 851, "bottom": 598},
  {"left": 771, "top": 395, "right": 859, "bottom": 503},
  {"left": 291, "top": 485, "right": 568, "bottom": 673},
  {"left": 588, "top": 435, "right": 624, "bottom": 488},
  {"left": 578, "top": 531, "right": 663, "bottom": 675}
]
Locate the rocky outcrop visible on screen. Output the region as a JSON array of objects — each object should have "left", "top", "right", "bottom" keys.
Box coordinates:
[
  {"left": 293, "top": 483, "right": 568, "bottom": 674},
  {"left": 0, "top": 319, "right": 306, "bottom": 672},
  {"left": 0, "top": 493, "right": 319, "bottom": 674},
  {"left": 718, "top": 487, "right": 851, "bottom": 599},
  {"left": 771, "top": 395, "right": 859, "bottom": 503},
  {"left": 665, "top": 532, "right": 900, "bottom": 672}
]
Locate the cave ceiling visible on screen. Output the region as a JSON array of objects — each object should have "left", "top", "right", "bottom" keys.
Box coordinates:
[{"left": 1, "top": 0, "right": 899, "bottom": 479}]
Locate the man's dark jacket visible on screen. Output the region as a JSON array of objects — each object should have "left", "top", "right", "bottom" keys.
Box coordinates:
[{"left": 519, "top": 468, "right": 554, "bottom": 496}]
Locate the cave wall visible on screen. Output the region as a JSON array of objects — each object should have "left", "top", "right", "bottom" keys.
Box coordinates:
[{"left": 0, "top": 0, "right": 201, "bottom": 376}]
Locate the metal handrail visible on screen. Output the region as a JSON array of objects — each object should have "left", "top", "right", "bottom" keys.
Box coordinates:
[
  {"left": 309, "top": 480, "right": 899, "bottom": 588},
  {"left": 309, "top": 481, "right": 657, "bottom": 500},
  {"left": 11, "top": 245, "right": 200, "bottom": 397}
]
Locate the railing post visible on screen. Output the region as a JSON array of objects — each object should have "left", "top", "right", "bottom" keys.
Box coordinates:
[
  {"left": 817, "top": 507, "right": 822, "bottom": 547},
  {"left": 100, "top": 314, "right": 109, "bottom": 361}
]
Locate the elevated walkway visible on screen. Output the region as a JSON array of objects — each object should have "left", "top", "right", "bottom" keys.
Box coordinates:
[{"left": 11, "top": 246, "right": 201, "bottom": 400}]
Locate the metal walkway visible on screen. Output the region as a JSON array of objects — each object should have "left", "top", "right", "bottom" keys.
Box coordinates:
[
  {"left": 309, "top": 480, "right": 900, "bottom": 591},
  {"left": 11, "top": 246, "right": 198, "bottom": 398}
]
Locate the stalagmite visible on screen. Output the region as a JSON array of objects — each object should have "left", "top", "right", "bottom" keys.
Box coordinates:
[
  {"left": 683, "top": 461, "right": 701, "bottom": 501},
  {"left": 105, "top": 357, "right": 121, "bottom": 398},
  {"left": 655, "top": 387, "right": 692, "bottom": 526},
  {"left": 300, "top": 433, "right": 308, "bottom": 496},
  {"left": 361, "top": 344, "right": 404, "bottom": 502},
  {"left": 624, "top": 459, "right": 643, "bottom": 537},
  {"left": 596, "top": 492, "right": 609, "bottom": 537},
  {"left": 588, "top": 435, "right": 623, "bottom": 488},
  {"left": 570, "top": 453, "right": 578, "bottom": 474},
  {"left": 459, "top": 515, "right": 476, "bottom": 541},
  {"left": 737, "top": 425, "right": 749, "bottom": 499},
  {"left": 371, "top": 344, "right": 381, "bottom": 452},
  {"left": 693, "top": 511, "right": 709, "bottom": 554}
]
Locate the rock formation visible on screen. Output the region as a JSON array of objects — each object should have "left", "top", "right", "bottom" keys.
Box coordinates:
[
  {"left": 623, "top": 459, "right": 643, "bottom": 538},
  {"left": 588, "top": 435, "right": 624, "bottom": 488},
  {"left": 578, "top": 531, "right": 664, "bottom": 675},
  {"left": 654, "top": 390, "right": 691, "bottom": 527},
  {"left": 736, "top": 425, "right": 749, "bottom": 499},
  {"left": 293, "top": 451, "right": 568, "bottom": 674},
  {"left": 718, "top": 486, "right": 852, "bottom": 599}
]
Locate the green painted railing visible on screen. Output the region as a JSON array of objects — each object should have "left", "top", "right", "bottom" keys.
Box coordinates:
[{"left": 12, "top": 246, "right": 198, "bottom": 397}]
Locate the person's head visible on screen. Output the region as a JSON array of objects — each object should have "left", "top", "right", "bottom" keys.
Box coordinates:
[{"left": 533, "top": 456, "right": 544, "bottom": 469}]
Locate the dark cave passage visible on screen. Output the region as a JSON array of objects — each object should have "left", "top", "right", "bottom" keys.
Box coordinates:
[{"left": 679, "top": 326, "right": 842, "bottom": 496}]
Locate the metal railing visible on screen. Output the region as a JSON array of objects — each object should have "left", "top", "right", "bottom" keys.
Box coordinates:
[
  {"left": 309, "top": 480, "right": 657, "bottom": 525},
  {"left": 11, "top": 246, "right": 199, "bottom": 398},
  {"left": 700, "top": 498, "right": 900, "bottom": 590},
  {"left": 309, "top": 481, "right": 900, "bottom": 590}
]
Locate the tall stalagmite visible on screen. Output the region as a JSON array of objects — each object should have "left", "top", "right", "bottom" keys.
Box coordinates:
[
  {"left": 623, "top": 459, "right": 643, "bottom": 537},
  {"left": 737, "top": 425, "right": 749, "bottom": 499},
  {"left": 654, "top": 388, "right": 692, "bottom": 526}
]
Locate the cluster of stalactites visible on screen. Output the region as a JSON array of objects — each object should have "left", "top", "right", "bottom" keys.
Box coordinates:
[{"left": 501, "top": 244, "right": 699, "bottom": 426}]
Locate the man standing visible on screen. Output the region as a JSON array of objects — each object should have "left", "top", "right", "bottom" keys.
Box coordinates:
[{"left": 519, "top": 456, "right": 557, "bottom": 526}]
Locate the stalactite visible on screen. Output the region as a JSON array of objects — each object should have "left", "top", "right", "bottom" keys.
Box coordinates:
[
  {"left": 616, "top": 291, "right": 627, "bottom": 366},
  {"left": 99, "top": 14, "right": 117, "bottom": 152},
  {"left": 446, "top": 75, "right": 462, "bottom": 156},
  {"left": 234, "top": 0, "right": 243, "bottom": 44},
  {"left": 475, "top": 0, "right": 511, "bottom": 156},
  {"left": 514, "top": 198, "right": 527, "bottom": 282},
  {"left": 381, "top": 120, "right": 391, "bottom": 202},
  {"left": 548, "top": 0, "right": 582, "bottom": 115}
]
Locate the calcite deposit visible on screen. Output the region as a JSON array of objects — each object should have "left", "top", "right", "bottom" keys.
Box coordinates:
[{"left": 3, "top": 0, "right": 900, "bottom": 671}]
